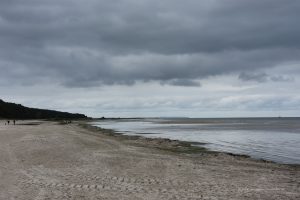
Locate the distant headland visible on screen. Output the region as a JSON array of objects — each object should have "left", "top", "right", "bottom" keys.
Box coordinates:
[{"left": 0, "top": 99, "right": 88, "bottom": 119}]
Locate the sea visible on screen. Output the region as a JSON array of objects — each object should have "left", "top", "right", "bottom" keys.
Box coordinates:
[{"left": 91, "top": 118, "right": 300, "bottom": 164}]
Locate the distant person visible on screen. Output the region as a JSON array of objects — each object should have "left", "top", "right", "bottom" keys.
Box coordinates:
[
  {"left": 7, "top": 120, "right": 10, "bottom": 125},
  {"left": 13, "top": 120, "right": 16, "bottom": 125}
]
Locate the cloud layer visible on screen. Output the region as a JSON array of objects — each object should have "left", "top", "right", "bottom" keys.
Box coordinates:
[
  {"left": 1, "top": 0, "right": 299, "bottom": 87},
  {"left": 1, "top": 0, "right": 300, "bottom": 117}
]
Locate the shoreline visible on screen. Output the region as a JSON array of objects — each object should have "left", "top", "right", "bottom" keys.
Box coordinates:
[
  {"left": 1, "top": 120, "right": 299, "bottom": 199},
  {"left": 1, "top": 119, "right": 298, "bottom": 166},
  {"left": 80, "top": 122, "right": 299, "bottom": 167}
]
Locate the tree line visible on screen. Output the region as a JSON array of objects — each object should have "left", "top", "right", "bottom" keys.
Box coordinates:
[{"left": 0, "top": 99, "right": 87, "bottom": 119}]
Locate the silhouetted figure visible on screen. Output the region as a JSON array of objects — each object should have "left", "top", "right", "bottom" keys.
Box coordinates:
[
  {"left": 13, "top": 120, "right": 16, "bottom": 125},
  {"left": 7, "top": 120, "right": 10, "bottom": 125}
]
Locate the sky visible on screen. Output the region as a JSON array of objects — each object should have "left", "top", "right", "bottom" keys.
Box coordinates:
[{"left": 0, "top": 0, "right": 300, "bottom": 118}]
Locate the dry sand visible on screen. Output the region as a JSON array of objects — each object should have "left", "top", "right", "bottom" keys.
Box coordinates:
[{"left": 0, "top": 120, "right": 299, "bottom": 200}]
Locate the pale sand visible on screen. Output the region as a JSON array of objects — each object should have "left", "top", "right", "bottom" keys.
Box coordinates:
[{"left": 0, "top": 120, "right": 299, "bottom": 200}]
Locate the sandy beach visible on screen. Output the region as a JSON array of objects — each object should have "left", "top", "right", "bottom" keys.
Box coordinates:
[{"left": 0, "top": 120, "right": 299, "bottom": 200}]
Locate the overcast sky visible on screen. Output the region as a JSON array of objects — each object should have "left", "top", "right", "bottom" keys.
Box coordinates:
[{"left": 1, "top": 0, "right": 300, "bottom": 117}]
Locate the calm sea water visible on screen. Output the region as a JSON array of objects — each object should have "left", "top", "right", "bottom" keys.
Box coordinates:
[{"left": 91, "top": 118, "right": 300, "bottom": 164}]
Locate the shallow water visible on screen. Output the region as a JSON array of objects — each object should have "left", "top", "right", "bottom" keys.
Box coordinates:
[{"left": 91, "top": 118, "right": 300, "bottom": 164}]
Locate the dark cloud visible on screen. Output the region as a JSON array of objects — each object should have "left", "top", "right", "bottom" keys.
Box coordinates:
[
  {"left": 239, "top": 72, "right": 294, "bottom": 83},
  {"left": 270, "top": 75, "right": 294, "bottom": 82},
  {"left": 0, "top": 0, "right": 300, "bottom": 87},
  {"left": 160, "top": 79, "right": 201, "bottom": 87},
  {"left": 239, "top": 72, "right": 268, "bottom": 82}
]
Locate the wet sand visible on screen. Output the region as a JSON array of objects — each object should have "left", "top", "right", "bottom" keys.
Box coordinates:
[{"left": 0, "top": 120, "right": 299, "bottom": 199}]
